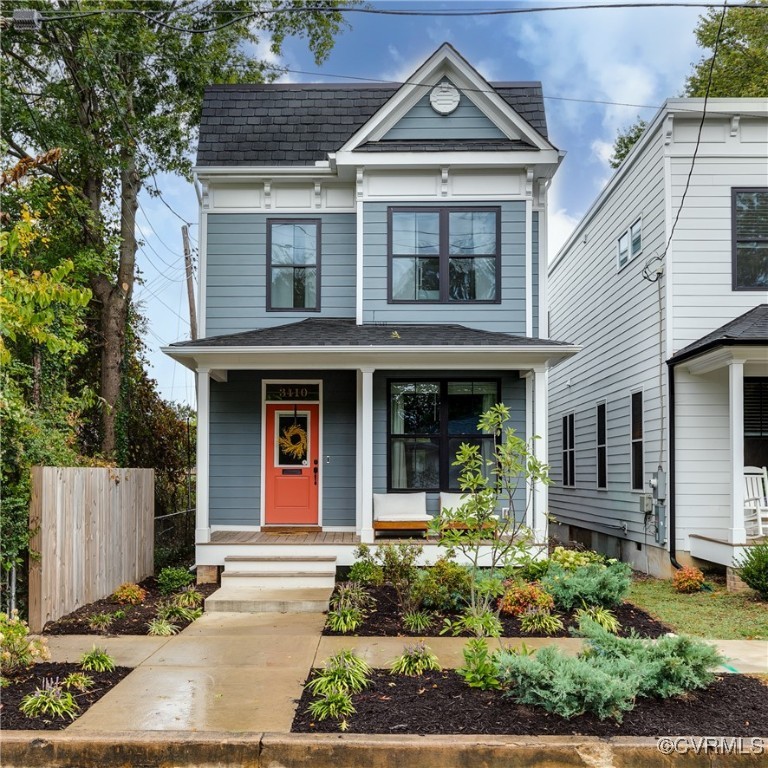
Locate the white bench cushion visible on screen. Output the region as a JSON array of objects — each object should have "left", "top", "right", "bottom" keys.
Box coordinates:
[
  {"left": 373, "top": 492, "right": 431, "bottom": 521},
  {"left": 440, "top": 492, "right": 471, "bottom": 512}
]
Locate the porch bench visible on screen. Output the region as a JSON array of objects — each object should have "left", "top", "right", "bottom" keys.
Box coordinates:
[
  {"left": 439, "top": 492, "right": 499, "bottom": 536},
  {"left": 373, "top": 492, "right": 432, "bottom": 537}
]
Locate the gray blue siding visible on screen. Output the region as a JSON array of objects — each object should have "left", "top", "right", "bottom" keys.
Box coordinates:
[
  {"left": 206, "top": 213, "right": 356, "bottom": 336},
  {"left": 362, "top": 201, "right": 527, "bottom": 333},
  {"left": 383, "top": 88, "right": 506, "bottom": 141},
  {"left": 209, "top": 370, "right": 357, "bottom": 527}
]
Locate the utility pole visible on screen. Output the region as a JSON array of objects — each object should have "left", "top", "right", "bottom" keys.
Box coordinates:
[{"left": 181, "top": 225, "right": 198, "bottom": 341}]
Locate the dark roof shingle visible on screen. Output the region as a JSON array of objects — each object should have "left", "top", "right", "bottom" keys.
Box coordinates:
[
  {"left": 196, "top": 83, "right": 548, "bottom": 167},
  {"left": 669, "top": 304, "right": 768, "bottom": 364},
  {"left": 170, "top": 317, "right": 571, "bottom": 349}
]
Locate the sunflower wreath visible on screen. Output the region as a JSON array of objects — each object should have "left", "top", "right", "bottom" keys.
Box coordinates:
[{"left": 278, "top": 423, "right": 308, "bottom": 460}]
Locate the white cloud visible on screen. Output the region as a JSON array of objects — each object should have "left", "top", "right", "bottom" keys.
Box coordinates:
[
  {"left": 591, "top": 138, "right": 614, "bottom": 166},
  {"left": 548, "top": 206, "right": 581, "bottom": 262}
]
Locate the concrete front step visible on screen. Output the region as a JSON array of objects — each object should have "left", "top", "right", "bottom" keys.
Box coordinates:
[
  {"left": 223, "top": 555, "right": 337, "bottom": 573},
  {"left": 204, "top": 586, "right": 333, "bottom": 613},
  {"left": 220, "top": 570, "right": 336, "bottom": 589}
]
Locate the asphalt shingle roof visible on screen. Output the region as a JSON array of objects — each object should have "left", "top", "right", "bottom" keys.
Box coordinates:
[
  {"left": 170, "top": 318, "right": 571, "bottom": 349},
  {"left": 669, "top": 304, "right": 768, "bottom": 364},
  {"left": 196, "top": 82, "right": 548, "bottom": 167}
]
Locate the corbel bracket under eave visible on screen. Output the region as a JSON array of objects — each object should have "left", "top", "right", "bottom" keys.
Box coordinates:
[{"left": 209, "top": 369, "right": 228, "bottom": 383}]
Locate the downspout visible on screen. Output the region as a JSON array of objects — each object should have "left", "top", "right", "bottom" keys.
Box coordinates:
[{"left": 666, "top": 361, "right": 683, "bottom": 570}]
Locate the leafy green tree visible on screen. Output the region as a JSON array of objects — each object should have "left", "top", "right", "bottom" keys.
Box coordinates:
[
  {"left": 1, "top": 0, "right": 350, "bottom": 457},
  {"left": 686, "top": 0, "right": 768, "bottom": 98},
  {"left": 610, "top": 0, "right": 767, "bottom": 166}
]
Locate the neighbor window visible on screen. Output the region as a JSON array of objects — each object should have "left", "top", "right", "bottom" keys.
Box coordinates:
[
  {"left": 631, "top": 392, "right": 644, "bottom": 490},
  {"left": 267, "top": 219, "right": 320, "bottom": 310},
  {"left": 562, "top": 413, "right": 575, "bottom": 487},
  {"left": 732, "top": 188, "right": 768, "bottom": 290},
  {"left": 596, "top": 402, "right": 607, "bottom": 489},
  {"left": 388, "top": 380, "right": 499, "bottom": 491},
  {"left": 745, "top": 378, "right": 768, "bottom": 468},
  {"left": 617, "top": 218, "right": 641, "bottom": 269},
  {"left": 389, "top": 207, "right": 500, "bottom": 303}
]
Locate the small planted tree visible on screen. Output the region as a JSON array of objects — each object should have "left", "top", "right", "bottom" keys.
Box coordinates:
[{"left": 433, "top": 403, "right": 550, "bottom": 636}]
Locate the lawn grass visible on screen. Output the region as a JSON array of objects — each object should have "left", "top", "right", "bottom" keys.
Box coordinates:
[{"left": 629, "top": 576, "right": 768, "bottom": 640}]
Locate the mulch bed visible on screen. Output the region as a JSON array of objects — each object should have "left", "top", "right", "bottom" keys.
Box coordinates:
[
  {"left": 1, "top": 662, "right": 132, "bottom": 731},
  {"left": 42, "top": 577, "right": 219, "bottom": 636},
  {"left": 322, "top": 585, "right": 671, "bottom": 638},
  {"left": 292, "top": 671, "right": 768, "bottom": 737}
]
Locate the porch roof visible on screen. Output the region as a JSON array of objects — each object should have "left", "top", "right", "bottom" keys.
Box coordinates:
[
  {"left": 163, "top": 317, "right": 580, "bottom": 372},
  {"left": 668, "top": 304, "right": 768, "bottom": 366}
]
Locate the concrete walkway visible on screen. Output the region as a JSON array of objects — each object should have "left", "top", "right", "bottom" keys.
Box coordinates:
[{"left": 38, "top": 616, "right": 768, "bottom": 735}]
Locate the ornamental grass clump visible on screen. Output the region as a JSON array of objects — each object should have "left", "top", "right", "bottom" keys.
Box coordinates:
[
  {"left": 541, "top": 561, "right": 632, "bottom": 611},
  {"left": 0, "top": 611, "right": 50, "bottom": 674},
  {"left": 518, "top": 608, "right": 564, "bottom": 636},
  {"left": 326, "top": 581, "right": 376, "bottom": 634},
  {"left": 390, "top": 641, "right": 441, "bottom": 676},
  {"left": 20, "top": 677, "right": 80, "bottom": 722},
  {"left": 80, "top": 646, "right": 115, "bottom": 672},
  {"left": 305, "top": 650, "right": 371, "bottom": 730}
]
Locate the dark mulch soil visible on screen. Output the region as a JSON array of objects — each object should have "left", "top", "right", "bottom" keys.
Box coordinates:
[
  {"left": 1, "top": 662, "right": 132, "bottom": 731},
  {"left": 292, "top": 670, "right": 768, "bottom": 737},
  {"left": 42, "top": 577, "right": 218, "bottom": 636},
  {"left": 322, "top": 585, "right": 671, "bottom": 638}
]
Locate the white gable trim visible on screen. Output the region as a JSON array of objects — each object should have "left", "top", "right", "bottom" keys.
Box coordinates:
[{"left": 337, "top": 43, "right": 555, "bottom": 155}]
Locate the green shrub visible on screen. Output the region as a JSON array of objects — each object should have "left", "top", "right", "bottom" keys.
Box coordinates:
[
  {"left": 549, "top": 546, "right": 606, "bottom": 571},
  {"left": 519, "top": 608, "right": 564, "bottom": 636},
  {"left": 112, "top": 582, "right": 147, "bottom": 605},
  {"left": 80, "top": 646, "right": 115, "bottom": 672},
  {"left": 541, "top": 561, "right": 632, "bottom": 610},
  {"left": 497, "top": 645, "right": 639, "bottom": 721},
  {"left": 410, "top": 557, "right": 472, "bottom": 613},
  {"left": 516, "top": 558, "right": 551, "bottom": 582},
  {"left": 375, "top": 542, "right": 422, "bottom": 608},
  {"left": 672, "top": 566, "right": 705, "bottom": 594},
  {"left": 390, "top": 641, "right": 441, "bottom": 676},
  {"left": 348, "top": 545, "right": 383, "bottom": 586},
  {"left": 498, "top": 582, "right": 554, "bottom": 616},
  {"left": 20, "top": 678, "right": 80, "bottom": 721},
  {"left": 157, "top": 566, "right": 195, "bottom": 595},
  {"left": 735, "top": 543, "right": 768, "bottom": 599},
  {"left": 456, "top": 638, "right": 502, "bottom": 690},
  {"left": 0, "top": 611, "right": 50, "bottom": 673}
]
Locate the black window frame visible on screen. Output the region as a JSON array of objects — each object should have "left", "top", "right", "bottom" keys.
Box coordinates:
[
  {"left": 562, "top": 413, "right": 575, "bottom": 488},
  {"left": 386, "top": 378, "right": 501, "bottom": 493},
  {"left": 596, "top": 402, "right": 607, "bottom": 490},
  {"left": 631, "top": 391, "right": 644, "bottom": 491},
  {"left": 387, "top": 206, "right": 502, "bottom": 304},
  {"left": 266, "top": 218, "right": 322, "bottom": 312},
  {"left": 732, "top": 187, "right": 768, "bottom": 291}
]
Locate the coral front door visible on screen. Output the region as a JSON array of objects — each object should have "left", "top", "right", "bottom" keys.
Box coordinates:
[{"left": 264, "top": 404, "right": 319, "bottom": 525}]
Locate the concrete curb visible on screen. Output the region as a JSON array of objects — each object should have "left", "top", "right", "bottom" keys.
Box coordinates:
[{"left": 2, "top": 731, "right": 766, "bottom": 767}]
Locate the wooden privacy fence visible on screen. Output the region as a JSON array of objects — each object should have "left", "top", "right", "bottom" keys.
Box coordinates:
[{"left": 28, "top": 466, "right": 154, "bottom": 632}]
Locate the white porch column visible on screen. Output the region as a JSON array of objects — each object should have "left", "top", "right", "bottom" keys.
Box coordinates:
[
  {"left": 196, "top": 367, "right": 211, "bottom": 544},
  {"left": 532, "top": 365, "right": 549, "bottom": 544},
  {"left": 729, "top": 360, "right": 746, "bottom": 544},
  {"left": 359, "top": 367, "right": 375, "bottom": 543}
]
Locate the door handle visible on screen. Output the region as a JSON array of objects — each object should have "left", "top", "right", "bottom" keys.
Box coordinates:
[{"left": 313, "top": 466, "right": 318, "bottom": 485}]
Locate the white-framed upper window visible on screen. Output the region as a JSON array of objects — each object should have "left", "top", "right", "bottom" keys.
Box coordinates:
[{"left": 617, "top": 218, "right": 642, "bottom": 269}]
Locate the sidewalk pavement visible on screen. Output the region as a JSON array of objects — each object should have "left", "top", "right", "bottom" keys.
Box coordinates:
[{"left": 39, "top": 616, "right": 768, "bottom": 734}]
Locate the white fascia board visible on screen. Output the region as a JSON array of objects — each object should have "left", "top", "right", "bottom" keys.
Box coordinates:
[
  {"left": 335, "top": 149, "right": 561, "bottom": 171},
  {"left": 162, "top": 344, "right": 581, "bottom": 373},
  {"left": 549, "top": 97, "right": 768, "bottom": 274},
  {"left": 193, "top": 166, "right": 336, "bottom": 180}
]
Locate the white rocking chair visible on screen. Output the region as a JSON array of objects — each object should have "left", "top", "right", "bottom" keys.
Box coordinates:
[{"left": 744, "top": 466, "right": 768, "bottom": 538}]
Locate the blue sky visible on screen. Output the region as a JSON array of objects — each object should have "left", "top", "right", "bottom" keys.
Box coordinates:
[{"left": 135, "top": 0, "right": 706, "bottom": 406}]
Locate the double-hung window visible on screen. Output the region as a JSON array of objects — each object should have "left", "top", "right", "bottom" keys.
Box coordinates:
[
  {"left": 631, "top": 392, "right": 644, "bottom": 490},
  {"left": 617, "top": 218, "right": 642, "bottom": 269},
  {"left": 562, "top": 413, "right": 575, "bottom": 487},
  {"left": 389, "top": 207, "right": 500, "bottom": 303},
  {"left": 596, "top": 403, "right": 607, "bottom": 489},
  {"left": 267, "top": 219, "right": 320, "bottom": 310},
  {"left": 388, "top": 380, "right": 499, "bottom": 491},
  {"left": 732, "top": 188, "right": 768, "bottom": 290}
]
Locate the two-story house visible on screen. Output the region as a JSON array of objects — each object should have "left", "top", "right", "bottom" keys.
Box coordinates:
[
  {"left": 164, "top": 44, "right": 579, "bottom": 587},
  {"left": 548, "top": 98, "right": 768, "bottom": 580}
]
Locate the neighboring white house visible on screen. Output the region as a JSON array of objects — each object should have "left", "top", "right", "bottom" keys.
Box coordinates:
[{"left": 548, "top": 98, "right": 768, "bottom": 578}]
